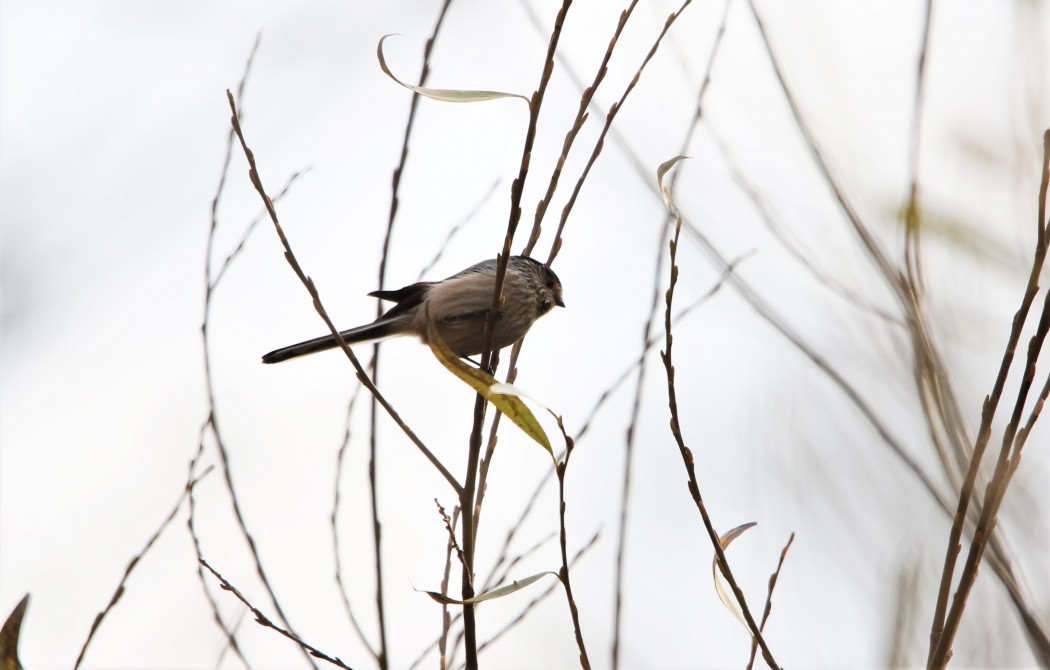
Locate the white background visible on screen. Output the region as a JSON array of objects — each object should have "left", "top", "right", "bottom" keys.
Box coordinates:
[{"left": 3, "top": 1, "right": 1049, "bottom": 668}]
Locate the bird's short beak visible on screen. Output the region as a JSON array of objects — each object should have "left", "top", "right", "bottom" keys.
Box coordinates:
[{"left": 555, "top": 295, "right": 565, "bottom": 308}]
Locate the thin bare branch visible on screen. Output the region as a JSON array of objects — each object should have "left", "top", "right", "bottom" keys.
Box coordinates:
[
  {"left": 188, "top": 426, "right": 250, "bottom": 670},
  {"left": 461, "top": 3, "right": 574, "bottom": 666},
  {"left": 614, "top": 9, "right": 731, "bottom": 662},
  {"left": 473, "top": 531, "right": 601, "bottom": 663},
  {"left": 200, "top": 559, "right": 357, "bottom": 670},
  {"left": 74, "top": 470, "right": 212, "bottom": 669},
  {"left": 224, "top": 90, "right": 461, "bottom": 495},
  {"left": 553, "top": 420, "right": 591, "bottom": 669},
  {"left": 368, "top": 8, "right": 457, "bottom": 668},
  {"left": 747, "top": 533, "right": 795, "bottom": 670},
  {"left": 523, "top": 0, "right": 640, "bottom": 254},
  {"left": 330, "top": 385, "right": 379, "bottom": 662},
  {"left": 203, "top": 43, "right": 320, "bottom": 669},
  {"left": 660, "top": 165, "right": 780, "bottom": 668},
  {"left": 547, "top": 0, "right": 695, "bottom": 266}
]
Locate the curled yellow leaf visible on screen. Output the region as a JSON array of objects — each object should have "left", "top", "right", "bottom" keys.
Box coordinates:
[{"left": 424, "top": 306, "right": 554, "bottom": 460}]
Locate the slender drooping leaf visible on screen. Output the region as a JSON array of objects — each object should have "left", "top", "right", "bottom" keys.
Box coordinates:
[
  {"left": 378, "top": 35, "right": 530, "bottom": 105},
  {"left": 423, "top": 571, "right": 558, "bottom": 606}
]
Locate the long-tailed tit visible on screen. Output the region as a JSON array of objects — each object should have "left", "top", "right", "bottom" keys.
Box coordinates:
[{"left": 262, "top": 255, "right": 564, "bottom": 364}]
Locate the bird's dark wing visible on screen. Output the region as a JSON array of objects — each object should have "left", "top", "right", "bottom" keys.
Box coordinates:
[{"left": 369, "top": 281, "right": 431, "bottom": 320}]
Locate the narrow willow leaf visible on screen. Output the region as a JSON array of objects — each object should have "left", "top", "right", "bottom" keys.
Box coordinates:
[
  {"left": 490, "top": 382, "right": 555, "bottom": 415},
  {"left": 423, "top": 571, "right": 557, "bottom": 606},
  {"left": 657, "top": 155, "right": 688, "bottom": 215},
  {"left": 378, "top": 35, "right": 530, "bottom": 105},
  {"left": 713, "top": 521, "right": 757, "bottom": 628},
  {"left": 424, "top": 308, "right": 554, "bottom": 459}
]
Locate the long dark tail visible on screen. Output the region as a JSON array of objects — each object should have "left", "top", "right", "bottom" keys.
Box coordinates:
[{"left": 261, "top": 320, "right": 403, "bottom": 364}]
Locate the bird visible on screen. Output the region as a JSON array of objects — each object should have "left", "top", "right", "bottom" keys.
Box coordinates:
[{"left": 262, "top": 255, "right": 564, "bottom": 364}]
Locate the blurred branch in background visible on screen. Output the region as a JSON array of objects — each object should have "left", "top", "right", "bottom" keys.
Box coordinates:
[{"left": 927, "top": 131, "right": 1050, "bottom": 669}]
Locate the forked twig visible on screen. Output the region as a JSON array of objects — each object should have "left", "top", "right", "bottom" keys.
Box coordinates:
[
  {"left": 746, "top": 533, "right": 795, "bottom": 670},
  {"left": 200, "top": 559, "right": 357, "bottom": 670}
]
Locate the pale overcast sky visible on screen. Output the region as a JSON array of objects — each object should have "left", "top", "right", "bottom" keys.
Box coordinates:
[{"left": 3, "top": 1, "right": 1049, "bottom": 668}]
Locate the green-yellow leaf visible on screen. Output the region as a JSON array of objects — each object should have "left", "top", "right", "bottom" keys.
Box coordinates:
[
  {"left": 378, "top": 35, "right": 530, "bottom": 105},
  {"left": 713, "top": 521, "right": 756, "bottom": 629},
  {"left": 424, "top": 307, "right": 554, "bottom": 460},
  {"left": 423, "top": 571, "right": 557, "bottom": 605}
]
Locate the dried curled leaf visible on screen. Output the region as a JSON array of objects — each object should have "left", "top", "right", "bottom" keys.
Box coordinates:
[
  {"left": 713, "top": 522, "right": 756, "bottom": 628},
  {"left": 378, "top": 35, "right": 530, "bottom": 105},
  {"left": 657, "top": 155, "right": 688, "bottom": 216},
  {"left": 423, "top": 571, "right": 557, "bottom": 605},
  {"left": 0, "top": 594, "right": 29, "bottom": 670},
  {"left": 424, "top": 307, "right": 554, "bottom": 460}
]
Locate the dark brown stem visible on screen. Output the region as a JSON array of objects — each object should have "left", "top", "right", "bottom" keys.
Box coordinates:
[
  {"left": 366, "top": 7, "right": 455, "bottom": 667},
  {"left": 547, "top": 0, "right": 693, "bottom": 266},
  {"left": 200, "top": 559, "right": 357, "bottom": 670},
  {"left": 459, "top": 4, "right": 574, "bottom": 667},
  {"left": 661, "top": 208, "right": 780, "bottom": 669},
  {"left": 747, "top": 533, "right": 795, "bottom": 670},
  {"left": 555, "top": 425, "right": 591, "bottom": 668},
  {"left": 524, "top": 0, "right": 638, "bottom": 252}
]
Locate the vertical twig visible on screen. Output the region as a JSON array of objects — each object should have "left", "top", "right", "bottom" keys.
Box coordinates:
[
  {"left": 660, "top": 161, "right": 780, "bottom": 669},
  {"left": 330, "top": 386, "right": 379, "bottom": 662},
  {"left": 459, "top": 3, "right": 574, "bottom": 668},
  {"left": 366, "top": 5, "right": 455, "bottom": 667},
  {"left": 746, "top": 533, "right": 794, "bottom": 670},
  {"left": 612, "top": 5, "right": 728, "bottom": 666},
  {"left": 437, "top": 504, "right": 461, "bottom": 670},
  {"left": 189, "top": 38, "right": 261, "bottom": 669},
  {"left": 903, "top": 0, "right": 935, "bottom": 293},
  {"left": 199, "top": 36, "right": 319, "bottom": 670},
  {"left": 554, "top": 421, "right": 591, "bottom": 669}
]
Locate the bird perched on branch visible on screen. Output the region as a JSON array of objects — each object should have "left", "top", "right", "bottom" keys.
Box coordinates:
[{"left": 262, "top": 255, "right": 564, "bottom": 363}]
